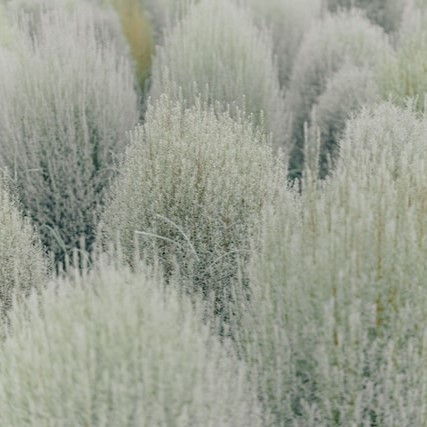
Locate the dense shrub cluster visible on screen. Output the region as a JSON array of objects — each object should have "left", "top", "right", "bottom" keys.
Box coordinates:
[
  {"left": 380, "top": 1, "right": 427, "bottom": 112},
  {"left": 3, "top": 0, "right": 427, "bottom": 425},
  {"left": 286, "top": 10, "right": 392, "bottom": 178},
  {"left": 0, "top": 261, "right": 262, "bottom": 426},
  {"left": 245, "top": 0, "right": 323, "bottom": 87},
  {"left": 150, "top": 0, "right": 286, "bottom": 150},
  {"left": 240, "top": 103, "right": 427, "bottom": 425},
  {"left": 0, "top": 1, "right": 139, "bottom": 264},
  {"left": 98, "top": 94, "right": 284, "bottom": 329}
]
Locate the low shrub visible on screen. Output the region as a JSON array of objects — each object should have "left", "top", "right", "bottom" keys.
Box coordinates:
[
  {"left": 150, "top": 0, "right": 286, "bottom": 150},
  {"left": 239, "top": 102, "right": 427, "bottom": 425},
  {"left": 244, "top": 0, "right": 323, "bottom": 87},
  {"left": 0, "top": 260, "right": 262, "bottom": 426},
  {"left": 380, "top": 9, "right": 427, "bottom": 112},
  {"left": 286, "top": 10, "right": 392, "bottom": 179},
  {"left": 98, "top": 94, "right": 284, "bottom": 331},
  {"left": 311, "top": 64, "right": 380, "bottom": 177},
  {"left": 0, "top": 1, "right": 139, "bottom": 265}
]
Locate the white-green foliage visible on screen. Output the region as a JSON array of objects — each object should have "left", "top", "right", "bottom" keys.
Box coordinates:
[
  {"left": 327, "top": 0, "right": 407, "bottom": 33},
  {"left": 287, "top": 10, "right": 392, "bottom": 178},
  {"left": 150, "top": 0, "right": 286, "bottom": 150},
  {"left": 381, "top": 0, "right": 427, "bottom": 111},
  {"left": 98, "top": 94, "right": 284, "bottom": 327},
  {"left": 241, "top": 102, "right": 427, "bottom": 425},
  {"left": 0, "top": 1, "right": 139, "bottom": 263},
  {"left": 244, "top": 0, "right": 323, "bottom": 87},
  {"left": 312, "top": 64, "right": 380, "bottom": 177},
  {"left": 0, "top": 261, "right": 262, "bottom": 426},
  {"left": 0, "top": 178, "right": 48, "bottom": 319}
]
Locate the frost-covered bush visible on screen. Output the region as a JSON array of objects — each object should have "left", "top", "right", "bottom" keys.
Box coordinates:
[
  {"left": 380, "top": 5, "right": 427, "bottom": 112},
  {"left": 0, "top": 2, "right": 139, "bottom": 264},
  {"left": 0, "top": 178, "right": 48, "bottom": 319},
  {"left": 10, "top": 0, "right": 154, "bottom": 91},
  {"left": 244, "top": 0, "right": 323, "bottom": 87},
  {"left": 327, "top": 0, "right": 407, "bottom": 33},
  {"left": 98, "top": 94, "right": 284, "bottom": 328},
  {"left": 240, "top": 103, "right": 427, "bottom": 426},
  {"left": 0, "top": 261, "right": 262, "bottom": 426},
  {"left": 287, "top": 10, "right": 392, "bottom": 178},
  {"left": 150, "top": 0, "right": 286, "bottom": 150},
  {"left": 312, "top": 64, "right": 380, "bottom": 177}
]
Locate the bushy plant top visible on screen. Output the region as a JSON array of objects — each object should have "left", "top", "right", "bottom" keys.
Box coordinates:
[
  {"left": 150, "top": 0, "right": 286, "bottom": 150},
  {"left": 239, "top": 102, "right": 427, "bottom": 425},
  {"left": 0, "top": 260, "right": 261, "bottom": 426},
  {"left": 287, "top": 10, "right": 392, "bottom": 178},
  {"left": 0, "top": 1, "right": 139, "bottom": 265},
  {"left": 244, "top": 0, "right": 323, "bottom": 87},
  {"left": 98, "top": 93, "right": 284, "bottom": 332}
]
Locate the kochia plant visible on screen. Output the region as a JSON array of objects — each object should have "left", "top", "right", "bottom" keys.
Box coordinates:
[
  {"left": 240, "top": 102, "right": 427, "bottom": 426},
  {"left": 0, "top": 177, "right": 48, "bottom": 320},
  {"left": 311, "top": 64, "right": 380, "bottom": 177},
  {"left": 286, "top": 10, "right": 392, "bottom": 179},
  {"left": 98, "top": 94, "right": 284, "bottom": 329},
  {"left": 380, "top": 12, "right": 427, "bottom": 112},
  {"left": 150, "top": 0, "right": 286, "bottom": 150},
  {"left": 244, "top": 0, "right": 323, "bottom": 87},
  {"left": 0, "top": 261, "right": 262, "bottom": 426},
  {"left": 0, "top": 2, "right": 139, "bottom": 265}
]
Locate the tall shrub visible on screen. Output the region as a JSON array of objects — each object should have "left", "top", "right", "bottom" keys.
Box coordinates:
[
  {"left": 0, "top": 261, "right": 262, "bottom": 426},
  {"left": 239, "top": 102, "right": 427, "bottom": 425},
  {"left": 98, "top": 94, "right": 284, "bottom": 330},
  {"left": 286, "top": 10, "right": 392, "bottom": 179},
  {"left": 311, "top": 64, "right": 380, "bottom": 177},
  {"left": 0, "top": 2, "right": 139, "bottom": 265},
  {"left": 380, "top": 3, "right": 427, "bottom": 112},
  {"left": 150, "top": 0, "right": 286, "bottom": 150},
  {"left": 244, "top": 0, "right": 323, "bottom": 87}
]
